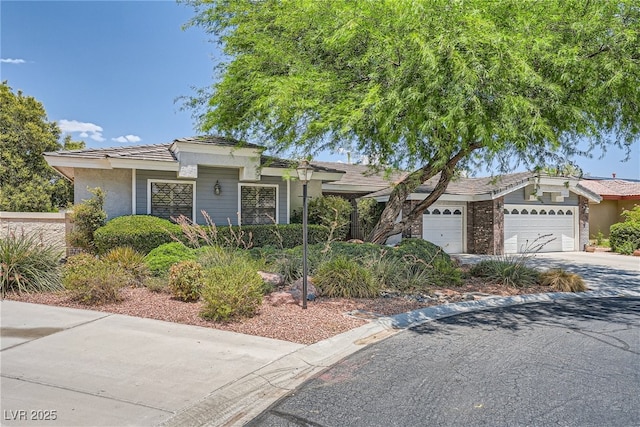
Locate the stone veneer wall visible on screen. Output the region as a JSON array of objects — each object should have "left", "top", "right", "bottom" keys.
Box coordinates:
[
  {"left": 402, "top": 200, "right": 423, "bottom": 238},
  {"left": 468, "top": 198, "right": 504, "bottom": 255},
  {"left": 0, "top": 211, "right": 72, "bottom": 255},
  {"left": 579, "top": 195, "right": 590, "bottom": 251}
]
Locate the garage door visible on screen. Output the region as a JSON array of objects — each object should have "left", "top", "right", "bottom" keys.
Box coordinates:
[
  {"left": 423, "top": 206, "right": 464, "bottom": 253},
  {"left": 504, "top": 205, "right": 576, "bottom": 253}
]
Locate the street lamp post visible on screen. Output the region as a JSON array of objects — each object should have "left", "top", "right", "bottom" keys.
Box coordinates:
[{"left": 296, "top": 160, "right": 313, "bottom": 309}]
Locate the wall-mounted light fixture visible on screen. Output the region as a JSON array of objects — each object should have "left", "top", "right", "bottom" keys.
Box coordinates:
[{"left": 214, "top": 180, "right": 222, "bottom": 196}]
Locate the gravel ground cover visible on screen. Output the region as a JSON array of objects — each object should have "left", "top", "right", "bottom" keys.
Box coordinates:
[{"left": 5, "top": 278, "right": 548, "bottom": 345}]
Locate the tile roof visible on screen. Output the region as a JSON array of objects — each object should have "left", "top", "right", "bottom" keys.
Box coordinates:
[
  {"left": 366, "top": 171, "right": 534, "bottom": 197},
  {"left": 312, "top": 161, "right": 408, "bottom": 189},
  {"left": 45, "top": 143, "right": 176, "bottom": 162},
  {"left": 174, "top": 135, "right": 264, "bottom": 149},
  {"left": 579, "top": 178, "right": 640, "bottom": 198},
  {"left": 261, "top": 157, "right": 345, "bottom": 174}
]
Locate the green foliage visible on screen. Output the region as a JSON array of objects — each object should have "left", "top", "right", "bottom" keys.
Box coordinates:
[
  {"left": 357, "top": 198, "right": 384, "bottom": 240},
  {"left": 63, "top": 253, "right": 126, "bottom": 304},
  {"left": 183, "top": 0, "right": 640, "bottom": 244},
  {"left": 0, "top": 82, "right": 74, "bottom": 212},
  {"left": 0, "top": 230, "right": 63, "bottom": 298},
  {"left": 68, "top": 187, "right": 107, "bottom": 253},
  {"left": 539, "top": 269, "right": 587, "bottom": 293},
  {"left": 169, "top": 260, "right": 204, "bottom": 302},
  {"left": 609, "top": 222, "right": 640, "bottom": 253},
  {"left": 145, "top": 242, "right": 197, "bottom": 276},
  {"left": 469, "top": 257, "right": 540, "bottom": 287},
  {"left": 306, "top": 196, "right": 353, "bottom": 240},
  {"left": 200, "top": 258, "right": 265, "bottom": 321},
  {"left": 94, "top": 215, "right": 181, "bottom": 254},
  {"left": 388, "top": 239, "right": 450, "bottom": 263},
  {"left": 313, "top": 256, "right": 379, "bottom": 298},
  {"left": 621, "top": 205, "right": 640, "bottom": 223},
  {"left": 145, "top": 276, "right": 170, "bottom": 293},
  {"left": 103, "top": 246, "right": 149, "bottom": 286}
]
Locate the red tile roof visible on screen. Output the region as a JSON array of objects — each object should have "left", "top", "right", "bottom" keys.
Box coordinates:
[{"left": 579, "top": 179, "right": 640, "bottom": 199}]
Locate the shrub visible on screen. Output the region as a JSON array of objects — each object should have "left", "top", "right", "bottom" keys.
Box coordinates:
[
  {"left": 145, "top": 276, "right": 170, "bottom": 293},
  {"left": 200, "top": 258, "right": 265, "bottom": 321},
  {"left": 389, "top": 239, "right": 451, "bottom": 263},
  {"left": 357, "top": 197, "right": 384, "bottom": 240},
  {"left": 103, "top": 246, "right": 149, "bottom": 286},
  {"left": 63, "top": 253, "right": 127, "bottom": 304},
  {"left": 68, "top": 187, "right": 107, "bottom": 253},
  {"left": 313, "top": 256, "right": 379, "bottom": 298},
  {"left": 145, "top": 242, "right": 197, "bottom": 276},
  {"left": 539, "top": 269, "right": 587, "bottom": 292},
  {"left": 94, "top": 215, "right": 181, "bottom": 254},
  {"left": 0, "top": 230, "right": 63, "bottom": 298},
  {"left": 469, "top": 257, "right": 540, "bottom": 287},
  {"left": 169, "top": 260, "right": 204, "bottom": 302},
  {"left": 620, "top": 205, "right": 640, "bottom": 223},
  {"left": 609, "top": 221, "right": 640, "bottom": 253},
  {"left": 307, "top": 195, "right": 353, "bottom": 240}
]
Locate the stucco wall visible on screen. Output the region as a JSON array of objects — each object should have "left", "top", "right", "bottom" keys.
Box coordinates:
[
  {"left": 589, "top": 199, "right": 640, "bottom": 238},
  {"left": 74, "top": 168, "right": 133, "bottom": 220}
]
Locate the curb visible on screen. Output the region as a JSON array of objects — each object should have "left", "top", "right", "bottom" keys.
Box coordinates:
[{"left": 162, "top": 288, "right": 639, "bottom": 427}]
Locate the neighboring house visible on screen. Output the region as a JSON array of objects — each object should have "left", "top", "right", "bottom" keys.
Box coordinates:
[
  {"left": 366, "top": 172, "right": 601, "bottom": 254},
  {"left": 44, "top": 136, "right": 344, "bottom": 226},
  {"left": 579, "top": 177, "right": 640, "bottom": 238}
]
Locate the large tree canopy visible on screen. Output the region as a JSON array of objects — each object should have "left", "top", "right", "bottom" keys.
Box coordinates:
[
  {"left": 0, "top": 82, "right": 83, "bottom": 212},
  {"left": 183, "top": 0, "right": 640, "bottom": 243}
]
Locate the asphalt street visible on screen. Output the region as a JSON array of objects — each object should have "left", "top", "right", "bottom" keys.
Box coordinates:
[{"left": 248, "top": 297, "right": 640, "bottom": 427}]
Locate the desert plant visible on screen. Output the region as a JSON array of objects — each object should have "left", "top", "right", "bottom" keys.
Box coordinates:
[
  {"left": 145, "top": 242, "right": 197, "bottom": 276},
  {"left": 0, "top": 230, "right": 64, "bottom": 298},
  {"left": 169, "top": 260, "right": 204, "bottom": 302},
  {"left": 200, "top": 258, "right": 265, "bottom": 321},
  {"left": 94, "top": 215, "right": 181, "bottom": 254},
  {"left": 103, "top": 246, "right": 149, "bottom": 286},
  {"left": 68, "top": 187, "right": 107, "bottom": 253},
  {"left": 313, "top": 256, "right": 379, "bottom": 298},
  {"left": 145, "top": 276, "right": 170, "bottom": 293},
  {"left": 539, "top": 269, "right": 587, "bottom": 292},
  {"left": 63, "top": 253, "right": 127, "bottom": 304},
  {"left": 469, "top": 257, "right": 540, "bottom": 287}
]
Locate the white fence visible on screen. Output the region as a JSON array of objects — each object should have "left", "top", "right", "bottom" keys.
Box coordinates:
[{"left": 0, "top": 211, "right": 72, "bottom": 253}]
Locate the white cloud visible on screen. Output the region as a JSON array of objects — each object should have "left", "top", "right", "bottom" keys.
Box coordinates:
[
  {"left": 59, "top": 119, "right": 105, "bottom": 142},
  {"left": 1, "top": 58, "right": 26, "bottom": 64},
  {"left": 112, "top": 135, "right": 142, "bottom": 143}
]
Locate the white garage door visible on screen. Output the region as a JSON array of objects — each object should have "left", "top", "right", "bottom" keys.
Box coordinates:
[
  {"left": 423, "top": 206, "right": 464, "bottom": 253},
  {"left": 504, "top": 205, "right": 577, "bottom": 253}
]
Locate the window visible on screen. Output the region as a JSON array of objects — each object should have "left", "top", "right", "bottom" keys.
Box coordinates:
[
  {"left": 240, "top": 184, "right": 278, "bottom": 225},
  {"left": 148, "top": 180, "right": 195, "bottom": 221}
]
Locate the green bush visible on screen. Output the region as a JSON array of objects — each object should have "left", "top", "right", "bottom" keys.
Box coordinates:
[
  {"left": 388, "top": 239, "right": 451, "bottom": 263},
  {"left": 469, "top": 257, "right": 540, "bottom": 287},
  {"left": 609, "top": 221, "right": 640, "bottom": 253},
  {"left": 103, "top": 246, "right": 149, "bottom": 286},
  {"left": 0, "top": 231, "right": 63, "bottom": 298},
  {"left": 306, "top": 195, "right": 353, "bottom": 240},
  {"left": 63, "top": 253, "right": 127, "bottom": 304},
  {"left": 94, "top": 215, "right": 181, "bottom": 254},
  {"left": 169, "top": 260, "right": 204, "bottom": 302},
  {"left": 204, "top": 224, "right": 331, "bottom": 249},
  {"left": 539, "top": 269, "right": 587, "bottom": 292},
  {"left": 200, "top": 258, "right": 265, "bottom": 321},
  {"left": 68, "top": 187, "right": 107, "bottom": 253},
  {"left": 621, "top": 205, "right": 640, "bottom": 223},
  {"left": 313, "top": 256, "right": 379, "bottom": 298},
  {"left": 145, "top": 242, "right": 197, "bottom": 276},
  {"left": 357, "top": 197, "right": 384, "bottom": 240}
]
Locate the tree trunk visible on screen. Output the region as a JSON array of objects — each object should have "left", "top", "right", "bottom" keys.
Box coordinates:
[{"left": 367, "top": 144, "right": 481, "bottom": 244}]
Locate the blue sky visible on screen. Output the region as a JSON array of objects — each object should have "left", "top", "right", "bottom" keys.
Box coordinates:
[{"left": 2, "top": 0, "right": 639, "bottom": 179}]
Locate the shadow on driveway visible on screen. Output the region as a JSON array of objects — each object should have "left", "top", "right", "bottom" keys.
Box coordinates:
[{"left": 411, "top": 297, "right": 640, "bottom": 336}]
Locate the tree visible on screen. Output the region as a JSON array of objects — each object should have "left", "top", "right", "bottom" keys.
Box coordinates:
[
  {"left": 0, "top": 82, "right": 84, "bottom": 212},
  {"left": 183, "top": 0, "right": 640, "bottom": 243}
]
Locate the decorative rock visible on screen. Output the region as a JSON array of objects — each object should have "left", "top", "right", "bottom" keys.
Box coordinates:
[
  {"left": 258, "top": 271, "right": 285, "bottom": 288},
  {"left": 291, "top": 276, "right": 318, "bottom": 301},
  {"left": 633, "top": 249, "right": 640, "bottom": 257},
  {"left": 265, "top": 291, "right": 297, "bottom": 306},
  {"left": 347, "top": 239, "right": 365, "bottom": 244}
]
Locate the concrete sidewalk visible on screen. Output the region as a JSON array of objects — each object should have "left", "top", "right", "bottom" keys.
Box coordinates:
[
  {"left": 0, "top": 301, "right": 392, "bottom": 427},
  {"left": 1, "top": 251, "right": 638, "bottom": 426}
]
